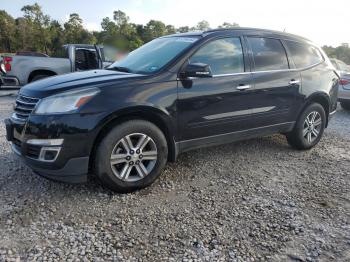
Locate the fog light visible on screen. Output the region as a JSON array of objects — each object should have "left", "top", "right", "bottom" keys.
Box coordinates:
[{"left": 38, "top": 147, "right": 61, "bottom": 162}]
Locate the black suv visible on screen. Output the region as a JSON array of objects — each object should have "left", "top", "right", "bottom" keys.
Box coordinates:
[{"left": 5, "top": 28, "right": 339, "bottom": 192}]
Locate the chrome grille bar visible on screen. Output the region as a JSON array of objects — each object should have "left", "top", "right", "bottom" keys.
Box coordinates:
[{"left": 13, "top": 94, "right": 39, "bottom": 121}]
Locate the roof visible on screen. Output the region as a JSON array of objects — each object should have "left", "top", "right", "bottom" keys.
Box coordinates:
[
  {"left": 204, "top": 27, "right": 311, "bottom": 42},
  {"left": 166, "top": 27, "right": 312, "bottom": 44}
]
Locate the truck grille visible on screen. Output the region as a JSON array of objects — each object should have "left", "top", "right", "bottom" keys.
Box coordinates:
[{"left": 13, "top": 95, "right": 40, "bottom": 121}]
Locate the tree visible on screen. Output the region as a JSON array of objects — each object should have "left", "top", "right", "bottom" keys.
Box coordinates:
[
  {"left": 64, "top": 13, "right": 84, "bottom": 43},
  {"left": 15, "top": 17, "right": 35, "bottom": 52},
  {"left": 177, "top": 26, "right": 190, "bottom": 33},
  {"left": 143, "top": 20, "right": 167, "bottom": 42},
  {"left": 47, "top": 20, "right": 65, "bottom": 55},
  {"left": 99, "top": 10, "right": 143, "bottom": 51},
  {"left": 21, "top": 3, "right": 51, "bottom": 53},
  {"left": 196, "top": 20, "right": 210, "bottom": 31},
  {"left": 64, "top": 13, "right": 95, "bottom": 44},
  {"left": 99, "top": 17, "right": 118, "bottom": 45},
  {"left": 165, "top": 25, "right": 176, "bottom": 35},
  {"left": 218, "top": 22, "right": 239, "bottom": 29},
  {"left": 0, "top": 10, "right": 16, "bottom": 52},
  {"left": 322, "top": 45, "right": 350, "bottom": 64}
]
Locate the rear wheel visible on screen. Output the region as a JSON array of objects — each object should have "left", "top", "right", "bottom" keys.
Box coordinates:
[
  {"left": 94, "top": 120, "right": 168, "bottom": 193},
  {"left": 340, "top": 101, "right": 350, "bottom": 111},
  {"left": 286, "top": 103, "right": 326, "bottom": 150}
]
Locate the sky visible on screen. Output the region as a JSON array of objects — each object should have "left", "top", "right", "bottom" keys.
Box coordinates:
[{"left": 1, "top": 0, "right": 349, "bottom": 47}]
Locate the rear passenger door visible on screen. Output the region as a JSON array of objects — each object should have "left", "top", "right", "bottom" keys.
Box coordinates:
[{"left": 245, "top": 36, "right": 301, "bottom": 127}]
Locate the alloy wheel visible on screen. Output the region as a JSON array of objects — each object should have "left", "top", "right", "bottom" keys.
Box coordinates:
[
  {"left": 303, "top": 111, "right": 322, "bottom": 143},
  {"left": 110, "top": 133, "right": 158, "bottom": 182}
]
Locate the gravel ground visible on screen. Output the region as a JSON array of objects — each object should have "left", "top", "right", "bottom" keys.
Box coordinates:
[{"left": 0, "top": 92, "right": 349, "bottom": 261}]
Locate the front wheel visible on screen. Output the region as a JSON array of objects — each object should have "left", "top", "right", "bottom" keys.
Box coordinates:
[
  {"left": 94, "top": 120, "right": 168, "bottom": 193},
  {"left": 286, "top": 103, "right": 326, "bottom": 150}
]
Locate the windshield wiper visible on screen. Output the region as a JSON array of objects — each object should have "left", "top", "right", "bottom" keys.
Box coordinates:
[{"left": 108, "top": 66, "right": 132, "bottom": 73}]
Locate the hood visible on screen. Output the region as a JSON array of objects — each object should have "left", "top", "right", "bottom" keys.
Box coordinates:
[{"left": 20, "top": 69, "right": 145, "bottom": 98}]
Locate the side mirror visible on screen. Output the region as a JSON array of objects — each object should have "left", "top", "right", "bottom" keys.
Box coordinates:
[{"left": 181, "top": 63, "right": 212, "bottom": 78}]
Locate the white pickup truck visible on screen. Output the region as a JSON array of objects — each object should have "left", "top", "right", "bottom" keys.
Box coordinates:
[{"left": 0, "top": 44, "right": 115, "bottom": 88}]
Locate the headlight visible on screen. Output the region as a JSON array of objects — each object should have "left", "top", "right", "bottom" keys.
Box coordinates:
[{"left": 34, "top": 87, "right": 100, "bottom": 114}]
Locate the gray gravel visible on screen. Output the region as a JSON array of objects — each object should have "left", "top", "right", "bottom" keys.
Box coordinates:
[{"left": 0, "top": 92, "right": 349, "bottom": 261}]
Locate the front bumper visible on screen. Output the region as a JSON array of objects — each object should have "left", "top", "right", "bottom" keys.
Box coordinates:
[
  {"left": 11, "top": 142, "right": 89, "bottom": 183},
  {"left": 4, "top": 112, "right": 104, "bottom": 183}
]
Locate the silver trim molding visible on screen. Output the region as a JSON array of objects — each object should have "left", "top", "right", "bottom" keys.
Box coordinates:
[{"left": 27, "top": 138, "right": 64, "bottom": 146}]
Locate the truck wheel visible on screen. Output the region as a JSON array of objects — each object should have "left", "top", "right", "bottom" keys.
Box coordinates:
[
  {"left": 340, "top": 101, "right": 350, "bottom": 111},
  {"left": 94, "top": 120, "right": 168, "bottom": 193},
  {"left": 31, "top": 74, "right": 50, "bottom": 82},
  {"left": 286, "top": 103, "right": 326, "bottom": 150}
]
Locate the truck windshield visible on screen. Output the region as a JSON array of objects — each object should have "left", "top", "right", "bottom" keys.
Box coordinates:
[{"left": 109, "top": 36, "right": 200, "bottom": 74}]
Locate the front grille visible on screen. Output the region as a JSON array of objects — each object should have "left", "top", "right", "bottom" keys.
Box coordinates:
[{"left": 13, "top": 95, "right": 39, "bottom": 121}]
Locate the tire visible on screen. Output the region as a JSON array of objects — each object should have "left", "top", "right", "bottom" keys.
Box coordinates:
[
  {"left": 94, "top": 120, "right": 168, "bottom": 193},
  {"left": 286, "top": 103, "right": 326, "bottom": 150},
  {"left": 30, "top": 74, "right": 50, "bottom": 82},
  {"left": 340, "top": 101, "right": 350, "bottom": 111}
]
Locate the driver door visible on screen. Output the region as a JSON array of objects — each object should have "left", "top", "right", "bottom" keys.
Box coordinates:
[{"left": 177, "top": 36, "right": 255, "bottom": 141}]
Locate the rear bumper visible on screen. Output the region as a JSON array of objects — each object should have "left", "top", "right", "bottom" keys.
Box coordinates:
[
  {"left": 1, "top": 76, "right": 21, "bottom": 88},
  {"left": 338, "top": 86, "right": 350, "bottom": 101}
]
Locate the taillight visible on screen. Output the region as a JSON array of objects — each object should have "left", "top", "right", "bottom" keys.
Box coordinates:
[
  {"left": 340, "top": 79, "right": 349, "bottom": 86},
  {"left": 4, "top": 57, "right": 12, "bottom": 63},
  {"left": 4, "top": 63, "right": 11, "bottom": 71},
  {"left": 3, "top": 56, "right": 12, "bottom": 72}
]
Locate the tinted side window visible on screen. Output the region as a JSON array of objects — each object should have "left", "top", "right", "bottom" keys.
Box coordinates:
[
  {"left": 52, "top": 46, "right": 69, "bottom": 58},
  {"left": 190, "top": 38, "right": 244, "bottom": 75},
  {"left": 247, "top": 37, "right": 289, "bottom": 71},
  {"left": 285, "top": 41, "right": 323, "bottom": 68}
]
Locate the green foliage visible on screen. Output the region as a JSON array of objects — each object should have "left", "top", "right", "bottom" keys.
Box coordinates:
[
  {"left": 64, "top": 13, "right": 96, "bottom": 45},
  {"left": 21, "top": 3, "right": 51, "bottom": 53},
  {"left": 3, "top": 2, "right": 349, "bottom": 64},
  {"left": 322, "top": 44, "right": 350, "bottom": 65},
  {"left": 0, "top": 10, "right": 16, "bottom": 52},
  {"left": 218, "top": 22, "right": 239, "bottom": 29},
  {"left": 0, "top": 3, "right": 243, "bottom": 55},
  {"left": 196, "top": 20, "right": 211, "bottom": 31}
]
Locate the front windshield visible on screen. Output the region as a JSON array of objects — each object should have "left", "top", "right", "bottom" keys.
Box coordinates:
[{"left": 109, "top": 36, "right": 200, "bottom": 74}]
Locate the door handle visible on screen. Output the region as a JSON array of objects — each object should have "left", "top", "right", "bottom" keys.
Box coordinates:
[
  {"left": 236, "top": 84, "right": 251, "bottom": 90},
  {"left": 289, "top": 80, "right": 300, "bottom": 85}
]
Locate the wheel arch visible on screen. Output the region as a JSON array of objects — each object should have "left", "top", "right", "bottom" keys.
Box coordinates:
[
  {"left": 89, "top": 106, "right": 178, "bottom": 172},
  {"left": 302, "top": 92, "right": 331, "bottom": 127},
  {"left": 28, "top": 69, "right": 57, "bottom": 82}
]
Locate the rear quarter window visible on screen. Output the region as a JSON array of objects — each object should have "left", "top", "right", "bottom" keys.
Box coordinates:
[
  {"left": 285, "top": 41, "right": 323, "bottom": 68},
  {"left": 51, "top": 46, "right": 69, "bottom": 59}
]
